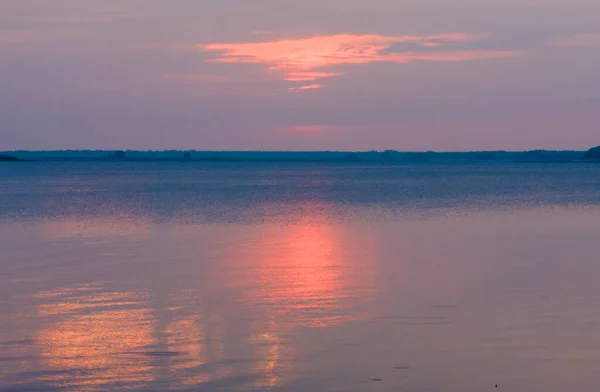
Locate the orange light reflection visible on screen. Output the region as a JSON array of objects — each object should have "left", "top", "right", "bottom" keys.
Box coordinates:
[
  {"left": 163, "top": 292, "right": 230, "bottom": 386},
  {"left": 230, "top": 214, "right": 377, "bottom": 328},
  {"left": 36, "top": 285, "right": 156, "bottom": 391},
  {"left": 225, "top": 208, "right": 378, "bottom": 388},
  {"left": 249, "top": 320, "right": 294, "bottom": 390}
]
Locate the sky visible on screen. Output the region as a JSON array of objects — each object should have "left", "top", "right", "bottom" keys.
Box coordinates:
[{"left": 1, "top": 0, "right": 600, "bottom": 151}]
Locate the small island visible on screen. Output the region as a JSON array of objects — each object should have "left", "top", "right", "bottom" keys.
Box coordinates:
[
  {"left": 584, "top": 146, "right": 600, "bottom": 160},
  {"left": 0, "top": 155, "right": 24, "bottom": 162}
]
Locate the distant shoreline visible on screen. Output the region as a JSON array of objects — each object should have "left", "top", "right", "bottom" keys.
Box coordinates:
[{"left": 1, "top": 149, "right": 599, "bottom": 164}]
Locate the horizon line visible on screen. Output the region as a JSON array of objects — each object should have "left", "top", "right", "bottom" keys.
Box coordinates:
[{"left": 0, "top": 148, "right": 592, "bottom": 153}]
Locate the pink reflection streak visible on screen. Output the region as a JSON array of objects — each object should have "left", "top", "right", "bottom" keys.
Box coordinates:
[{"left": 201, "top": 33, "right": 520, "bottom": 90}]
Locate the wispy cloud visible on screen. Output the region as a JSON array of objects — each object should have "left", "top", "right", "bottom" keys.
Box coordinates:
[
  {"left": 0, "top": 3, "right": 149, "bottom": 53},
  {"left": 286, "top": 71, "right": 343, "bottom": 81},
  {"left": 0, "top": 31, "right": 33, "bottom": 46},
  {"left": 279, "top": 124, "right": 398, "bottom": 133},
  {"left": 0, "top": 27, "right": 86, "bottom": 52},
  {"left": 282, "top": 125, "right": 331, "bottom": 133},
  {"left": 163, "top": 74, "right": 231, "bottom": 83},
  {"left": 289, "top": 84, "right": 324, "bottom": 92},
  {"left": 551, "top": 32, "right": 600, "bottom": 47},
  {"left": 30, "top": 12, "right": 146, "bottom": 27},
  {"left": 198, "top": 33, "right": 521, "bottom": 90}
]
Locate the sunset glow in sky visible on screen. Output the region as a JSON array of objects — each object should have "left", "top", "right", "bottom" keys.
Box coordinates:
[
  {"left": 200, "top": 33, "right": 520, "bottom": 88},
  {"left": 1, "top": 0, "right": 600, "bottom": 150}
]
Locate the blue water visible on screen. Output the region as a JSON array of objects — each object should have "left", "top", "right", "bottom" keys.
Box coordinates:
[
  {"left": 2, "top": 162, "right": 599, "bottom": 221},
  {"left": 1, "top": 162, "right": 600, "bottom": 391}
]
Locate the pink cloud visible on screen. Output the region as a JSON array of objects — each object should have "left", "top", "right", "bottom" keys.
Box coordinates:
[
  {"left": 289, "top": 84, "right": 324, "bottom": 92},
  {"left": 286, "top": 71, "right": 343, "bottom": 81},
  {"left": 199, "top": 33, "right": 520, "bottom": 90}
]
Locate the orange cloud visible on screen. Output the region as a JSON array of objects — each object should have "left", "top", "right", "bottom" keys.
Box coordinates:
[{"left": 200, "top": 33, "right": 520, "bottom": 90}]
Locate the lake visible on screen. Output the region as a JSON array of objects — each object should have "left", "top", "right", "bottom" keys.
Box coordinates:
[{"left": 1, "top": 162, "right": 600, "bottom": 391}]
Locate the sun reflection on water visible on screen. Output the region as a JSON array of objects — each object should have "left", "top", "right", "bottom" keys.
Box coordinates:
[
  {"left": 222, "top": 208, "right": 379, "bottom": 388},
  {"left": 5, "top": 204, "right": 380, "bottom": 391},
  {"left": 230, "top": 218, "right": 378, "bottom": 328}
]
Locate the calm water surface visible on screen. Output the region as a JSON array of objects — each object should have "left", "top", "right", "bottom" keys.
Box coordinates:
[{"left": 1, "top": 162, "right": 600, "bottom": 391}]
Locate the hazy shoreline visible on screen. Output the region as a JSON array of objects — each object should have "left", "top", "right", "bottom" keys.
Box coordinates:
[{"left": 1, "top": 149, "right": 598, "bottom": 164}]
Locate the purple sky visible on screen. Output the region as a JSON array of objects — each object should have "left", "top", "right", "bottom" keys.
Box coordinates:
[{"left": 1, "top": 0, "right": 599, "bottom": 151}]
